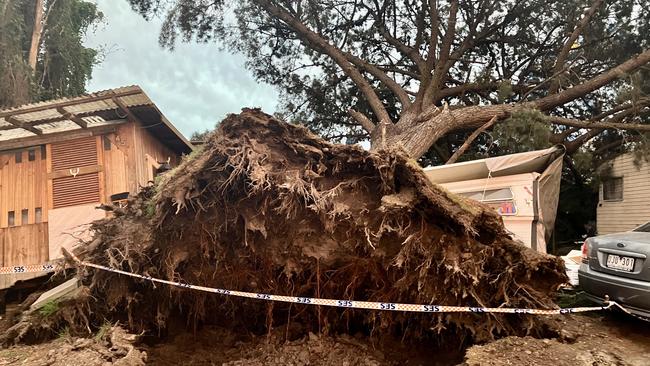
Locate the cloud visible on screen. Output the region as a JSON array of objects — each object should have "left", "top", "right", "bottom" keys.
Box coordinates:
[{"left": 84, "top": 0, "right": 279, "bottom": 138}]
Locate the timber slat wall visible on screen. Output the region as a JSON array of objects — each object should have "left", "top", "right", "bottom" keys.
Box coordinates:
[
  {"left": 0, "top": 223, "right": 48, "bottom": 266},
  {"left": 52, "top": 173, "right": 101, "bottom": 208},
  {"left": 0, "top": 148, "right": 49, "bottom": 228},
  {"left": 102, "top": 125, "right": 133, "bottom": 197},
  {"left": 50, "top": 138, "right": 98, "bottom": 170},
  {"left": 0, "top": 120, "right": 185, "bottom": 278},
  {"left": 50, "top": 137, "right": 102, "bottom": 208},
  {"left": 134, "top": 126, "right": 178, "bottom": 186}
]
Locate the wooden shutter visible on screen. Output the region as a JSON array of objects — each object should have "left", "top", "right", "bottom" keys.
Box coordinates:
[
  {"left": 51, "top": 138, "right": 98, "bottom": 170},
  {"left": 50, "top": 138, "right": 101, "bottom": 208}
]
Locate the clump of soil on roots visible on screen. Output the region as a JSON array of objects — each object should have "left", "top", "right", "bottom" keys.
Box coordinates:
[{"left": 70, "top": 109, "right": 566, "bottom": 348}]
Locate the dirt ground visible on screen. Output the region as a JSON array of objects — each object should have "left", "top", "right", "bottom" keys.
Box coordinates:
[
  {"left": 464, "top": 313, "right": 650, "bottom": 366},
  {"left": 1, "top": 313, "right": 648, "bottom": 366}
]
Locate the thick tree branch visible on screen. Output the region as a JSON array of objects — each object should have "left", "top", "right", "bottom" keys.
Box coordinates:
[
  {"left": 28, "top": 0, "right": 44, "bottom": 70},
  {"left": 348, "top": 109, "right": 375, "bottom": 133},
  {"left": 564, "top": 128, "right": 601, "bottom": 154},
  {"left": 375, "top": 25, "right": 427, "bottom": 73},
  {"left": 255, "top": 0, "right": 391, "bottom": 124},
  {"left": 549, "top": 0, "right": 605, "bottom": 94},
  {"left": 545, "top": 113, "right": 650, "bottom": 132},
  {"left": 423, "top": 0, "right": 458, "bottom": 104},
  {"left": 343, "top": 52, "right": 412, "bottom": 108},
  {"left": 446, "top": 115, "right": 497, "bottom": 164},
  {"left": 426, "top": 0, "right": 439, "bottom": 69},
  {"left": 535, "top": 49, "right": 650, "bottom": 111}
]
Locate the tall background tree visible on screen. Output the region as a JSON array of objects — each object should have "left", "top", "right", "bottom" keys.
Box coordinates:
[
  {"left": 129, "top": 0, "right": 649, "bottom": 247},
  {"left": 0, "top": 0, "right": 103, "bottom": 107},
  {"left": 127, "top": 0, "right": 649, "bottom": 162}
]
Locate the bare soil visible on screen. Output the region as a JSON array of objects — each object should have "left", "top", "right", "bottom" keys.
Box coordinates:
[
  {"left": 463, "top": 313, "right": 650, "bottom": 366},
  {"left": 2, "top": 314, "right": 648, "bottom": 365}
]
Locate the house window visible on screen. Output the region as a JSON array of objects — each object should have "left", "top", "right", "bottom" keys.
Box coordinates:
[
  {"left": 8, "top": 211, "right": 15, "bottom": 226},
  {"left": 21, "top": 209, "right": 28, "bottom": 225},
  {"left": 15, "top": 152, "right": 22, "bottom": 163},
  {"left": 41, "top": 145, "right": 47, "bottom": 159},
  {"left": 35, "top": 207, "right": 42, "bottom": 223},
  {"left": 28, "top": 149, "right": 36, "bottom": 161},
  {"left": 603, "top": 177, "right": 623, "bottom": 201}
]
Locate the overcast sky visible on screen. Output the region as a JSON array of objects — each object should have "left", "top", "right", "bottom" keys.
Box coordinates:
[{"left": 84, "top": 0, "right": 278, "bottom": 138}]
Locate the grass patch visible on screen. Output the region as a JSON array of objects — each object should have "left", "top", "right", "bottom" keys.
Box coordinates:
[
  {"left": 556, "top": 288, "right": 595, "bottom": 308},
  {"left": 39, "top": 300, "right": 60, "bottom": 317},
  {"left": 57, "top": 326, "right": 71, "bottom": 340},
  {"left": 94, "top": 322, "right": 112, "bottom": 342},
  {"left": 144, "top": 200, "right": 156, "bottom": 218}
]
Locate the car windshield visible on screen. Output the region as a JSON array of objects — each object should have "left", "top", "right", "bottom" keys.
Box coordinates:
[{"left": 633, "top": 222, "right": 650, "bottom": 232}]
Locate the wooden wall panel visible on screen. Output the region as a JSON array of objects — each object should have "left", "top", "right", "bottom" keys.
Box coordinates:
[
  {"left": 52, "top": 173, "right": 101, "bottom": 208},
  {"left": 49, "top": 137, "right": 101, "bottom": 209},
  {"left": 50, "top": 138, "right": 98, "bottom": 170},
  {"left": 0, "top": 147, "right": 49, "bottom": 229},
  {"left": 101, "top": 124, "right": 135, "bottom": 199},
  {"left": 133, "top": 126, "right": 179, "bottom": 187},
  {"left": 0, "top": 223, "right": 49, "bottom": 266}
]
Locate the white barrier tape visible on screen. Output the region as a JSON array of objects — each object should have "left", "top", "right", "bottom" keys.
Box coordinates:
[
  {"left": 67, "top": 252, "right": 617, "bottom": 316},
  {"left": 0, "top": 262, "right": 59, "bottom": 275}
]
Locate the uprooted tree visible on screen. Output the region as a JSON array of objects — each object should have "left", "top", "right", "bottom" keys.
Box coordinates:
[
  {"left": 127, "top": 0, "right": 650, "bottom": 160},
  {"left": 0, "top": 110, "right": 568, "bottom": 346}
]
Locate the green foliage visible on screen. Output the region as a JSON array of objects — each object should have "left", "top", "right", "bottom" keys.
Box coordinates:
[
  {"left": 94, "top": 321, "right": 112, "bottom": 342},
  {"left": 39, "top": 299, "right": 60, "bottom": 317},
  {"left": 124, "top": 0, "right": 650, "bottom": 153},
  {"left": 144, "top": 200, "right": 156, "bottom": 218},
  {"left": 0, "top": 0, "right": 32, "bottom": 106},
  {"left": 492, "top": 109, "right": 552, "bottom": 154},
  {"left": 496, "top": 80, "right": 514, "bottom": 103},
  {"left": 190, "top": 129, "right": 211, "bottom": 141},
  {"left": 57, "top": 326, "right": 71, "bottom": 339},
  {"left": 0, "top": 0, "right": 103, "bottom": 107},
  {"left": 37, "top": 0, "right": 103, "bottom": 101},
  {"left": 555, "top": 290, "right": 594, "bottom": 309}
]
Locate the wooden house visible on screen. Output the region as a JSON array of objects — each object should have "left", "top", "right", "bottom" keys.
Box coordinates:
[{"left": 0, "top": 86, "right": 192, "bottom": 290}]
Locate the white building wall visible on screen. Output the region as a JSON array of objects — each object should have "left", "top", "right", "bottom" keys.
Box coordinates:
[{"left": 597, "top": 154, "right": 650, "bottom": 234}]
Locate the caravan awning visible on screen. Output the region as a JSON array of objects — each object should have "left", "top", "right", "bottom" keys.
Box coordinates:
[{"left": 423, "top": 145, "right": 566, "bottom": 184}]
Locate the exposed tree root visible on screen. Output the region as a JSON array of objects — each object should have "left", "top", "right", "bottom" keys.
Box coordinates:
[{"left": 69, "top": 109, "right": 566, "bottom": 344}]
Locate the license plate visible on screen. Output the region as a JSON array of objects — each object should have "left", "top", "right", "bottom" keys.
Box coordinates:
[{"left": 606, "top": 254, "right": 635, "bottom": 272}]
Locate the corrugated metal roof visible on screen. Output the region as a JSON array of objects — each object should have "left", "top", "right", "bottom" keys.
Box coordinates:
[{"left": 0, "top": 85, "right": 192, "bottom": 153}]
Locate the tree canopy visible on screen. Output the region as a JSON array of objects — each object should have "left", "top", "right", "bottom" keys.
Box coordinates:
[
  {"left": 0, "top": 0, "right": 103, "bottom": 107},
  {"left": 127, "top": 0, "right": 649, "bottom": 163}
]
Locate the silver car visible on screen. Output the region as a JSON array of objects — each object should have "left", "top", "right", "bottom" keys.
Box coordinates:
[{"left": 579, "top": 222, "right": 650, "bottom": 319}]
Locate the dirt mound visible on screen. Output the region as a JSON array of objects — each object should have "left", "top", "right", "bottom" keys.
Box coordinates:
[
  {"left": 463, "top": 314, "right": 650, "bottom": 366},
  {"left": 0, "top": 326, "right": 145, "bottom": 366},
  {"left": 145, "top": 326, "right": 388, "bottom": 366},
  {"left": 72, "top": 108, "right": 565, "bottom": 343}
]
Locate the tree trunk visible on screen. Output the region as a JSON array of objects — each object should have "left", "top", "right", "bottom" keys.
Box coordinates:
[
  {"left": 372, "top": 104, "right": 516, "bottom": 159},
  {"left": 28, "top": 0, "right": 44, "bottom": 71},
  {"left": 368, "top": 49, "right": 650, "bottom": 159}
]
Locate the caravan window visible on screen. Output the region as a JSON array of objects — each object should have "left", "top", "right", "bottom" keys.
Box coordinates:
[
  {"left": 459, "top": 188, "right": 514, "bottom": 202},
  {"left": 603, "top": 177, "right": 623, "bottom": 201}
]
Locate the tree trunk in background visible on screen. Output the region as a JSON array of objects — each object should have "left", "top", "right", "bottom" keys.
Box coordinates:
[
  {"left": 28, "top": 0, "right": 44, "bottom": 70},
  {"left": 373, "top": 104, "right": 515, "bottom": 158}
]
